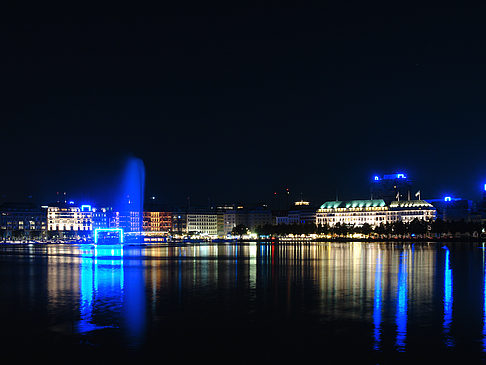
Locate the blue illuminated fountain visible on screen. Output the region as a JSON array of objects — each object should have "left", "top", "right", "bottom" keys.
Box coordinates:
[
  {"left": 118, "top": 157, "right": 145, "bottom": 235},
  {"left": 118, "top": 157, "right": 145, "bottom": 231},
  {"left": 95, "top": 157, "right": 146, "bottom": 244}
]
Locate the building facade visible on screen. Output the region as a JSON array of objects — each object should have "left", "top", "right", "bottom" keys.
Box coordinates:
[
  {"left": 47, "top": 204, "right": 92, "bottom": 235},
  {"left": 316, "top": 199, "right": 435, "bottom": 227},
  {"left": 92, "top": 207, "right": 110, "bottom": 230},
  {"left": 247, "top": 208, "right": 273, "bottom": 230},
  {"left": 110, "top": 211, "right": 141, "bottom": 233},
  {"left": 427, "top": 198, "right": 476, "bottom": 222},
  {"left": 186, "top": 212, "right": 218, "bottom": 236},
  {"left": 171, "top": 212, "right": 187, "bottom": 235},
  {"left": 221, "top": 210, "right": 246, "bottom": 236},
  {"left": 0, "top": 203, "right": 47, "bottom": 239},
  {"left": 143, "top": 211, "right": 172, "bottom": 232}
]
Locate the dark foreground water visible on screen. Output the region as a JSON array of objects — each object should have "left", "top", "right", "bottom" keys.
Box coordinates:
[{"left": 1, "top": 242, "right": 486, "bottom": 363}]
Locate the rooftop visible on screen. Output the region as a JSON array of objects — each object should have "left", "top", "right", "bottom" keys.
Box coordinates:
[
  {"left": 319, "top": 199, "right": 434, "bottom": 210},
  {"left": 389, "top": 200, "right": 434, "bottom": 208},
  {"left": 319, "top": 199, "right": 386, "bottom": 210}
]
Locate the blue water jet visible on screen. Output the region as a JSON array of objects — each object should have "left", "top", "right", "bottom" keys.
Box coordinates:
[{"left": 117, "top": 157, "right": 145, "bottom": 234}]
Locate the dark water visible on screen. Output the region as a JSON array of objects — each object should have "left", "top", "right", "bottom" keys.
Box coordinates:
[{"left": 1, "top": 242, "right": 485, "bottom": 363}]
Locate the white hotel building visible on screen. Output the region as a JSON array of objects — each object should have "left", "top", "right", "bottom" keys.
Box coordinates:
[
  {"left": 316, "top": 199, "right": 436, "bottom": 227},
  {"left": 186, "top": 213, "right": 218, "bottom": 236},
  {"left": 47, "top": 205, "right": 93, "bottom": 232}
]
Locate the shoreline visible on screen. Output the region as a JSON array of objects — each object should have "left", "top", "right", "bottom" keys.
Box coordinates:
[{"left": 0, "top": 236, "right": 485, "bottom": 245}]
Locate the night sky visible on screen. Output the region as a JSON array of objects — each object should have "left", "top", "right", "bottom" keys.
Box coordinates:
[{"left": 2, "top": 3, "right": 486, "bottom": 207}]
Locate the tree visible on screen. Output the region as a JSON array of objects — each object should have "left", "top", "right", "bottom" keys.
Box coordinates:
[
  {"left": 317, "top": 223, "right": 330, "bottom": 235},
  {"left": 360, "top": 223, "right": 373, "bottom": 237},
  {"left": 409, "top": 218, "right": 427, "bottom": 236},
  {"left": 392, "top": 221, "right": 407, "bottom": 237},
  {"left": 333, "top": 222, "right": 350, "bottom": 237},
  {"left": 232, "top": 224, "right": 249, "bottom": 236}
]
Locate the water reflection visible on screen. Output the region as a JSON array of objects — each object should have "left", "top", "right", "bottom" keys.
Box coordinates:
[
  {"left": 373, "top": 250, "right": 382, "bottom": 350},
  {"left": 443, "top": 246, "right": 454, "bottom": 347},
  {"left": 483, "top": 242, "right": 486, "bottom": 352},
  {"left": 396, "top": 250, "right": 408, "bottom": 351},
  {"left": 5, "top": 241, "right": 486, "bottom": 358},
  {"left": 79, "top": 247, "right": 123, "bottom": 333},
  {"left": 78, "top": 245, "right": 145, "bottom": 347}
]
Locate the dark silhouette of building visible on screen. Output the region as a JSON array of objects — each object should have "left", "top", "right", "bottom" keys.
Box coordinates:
[{"left": 371, "top": 173, "right": 413, "bottom": 204}]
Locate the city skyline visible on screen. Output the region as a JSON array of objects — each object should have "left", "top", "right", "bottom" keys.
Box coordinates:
[{"left": 1, "top": 168, "right": 485, "bottom": 211}]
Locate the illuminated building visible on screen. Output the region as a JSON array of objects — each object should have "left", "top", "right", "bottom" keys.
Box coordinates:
[
  {"left": 289, "top": 200, "right": 317, "bottom": 225},
  {"left": 109, "top": 211, "right": 141, "bottom": 233},
  {"left": 142, "top": 211, "right": 172, "bottom": 232},
  {"left": 217, "top": 212, "right": 225, "bottom": 237},
  {"left": 247, "top": 207, "right": 273, "bottom": 230},
  {"left": 388, "top": 200, "right": 436, "bottom": 222},
  {"left": 275, "top": 200, "right": 317, "bottom": 225},
  {"left": 171, "top": 212, "right": 187, "bottom": 234},
  {"left": 288, "top": 210, "right": 316, "bottom": 224},
  {"left": 275, "top": 216, "right": 289, "bottom": 225},
  {"left": 187, "top": 212, "right": 218, "bottom": 236},
  {"left": 316, "top": 199, "right": 435, "bottom": 227},
  {"left": 294, "top": 200, "right": 310, "bottom": 206},
  {"left": 92, "top": 207, "right": 110, "bottom": 229},
  {"left": 214, "top": 205, "right": 271, "bottom": 236},
  {"left": 221, "top": 210, "right": 246, "bottom": 236},
  {"left": 0, "top": 202, "right": 47, "bottom": 239},
  {"left": 47, "top": 203, "right": 93, "bottom": 236}
]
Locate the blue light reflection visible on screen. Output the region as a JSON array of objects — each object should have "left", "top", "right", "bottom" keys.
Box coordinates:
[
  {"left": 94, "top": 228, "right": 124, "bottom": 244},
  {"left": 483, "top": 242, "right": 486, "bottom": 352},
  {"left": 373, "top": 250, "right": 383, "bottom": 351},
  {"left": 443, "top": 247, "right": 454, "bottom": 347},
  {"left": 78, "top": 245, "right": 146, "bottom": 348},
  {"left": 395, "top": 251, "right": 408, "bottom": 352},
  {"left": 78, "top": 246, "right": 124, "bottom": 334}
]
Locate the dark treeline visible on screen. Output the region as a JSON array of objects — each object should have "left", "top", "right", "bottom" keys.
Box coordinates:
[{"left": 254, "top": 219, "right": 484, "bottom": 239}]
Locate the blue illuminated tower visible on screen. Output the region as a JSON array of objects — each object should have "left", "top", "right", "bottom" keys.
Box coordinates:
[{"left": 371, "top": 173, "right": 412, "bottom": 204}]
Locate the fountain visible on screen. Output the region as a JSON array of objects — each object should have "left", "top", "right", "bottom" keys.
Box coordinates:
[
  {"left": 93, "top": 156, "right": 145, "bottom": 244},
  {"left": 118, "top": 157, "right": 145, "bottom": 239}
]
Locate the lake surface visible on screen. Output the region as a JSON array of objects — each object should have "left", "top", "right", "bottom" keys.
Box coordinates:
[{"left": 0, "top": 241, "right": 485, "bottom": 363}]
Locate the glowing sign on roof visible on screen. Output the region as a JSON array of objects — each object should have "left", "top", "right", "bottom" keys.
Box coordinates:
[
  {"left": 444, "top": 196, "right": 452, "bottom": 202},
  {"left": 81, "top": 205, "right": 92, "bottom": 212},
  {"left": 382, "top": 173, "right": 408, "bottom": 180}
]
